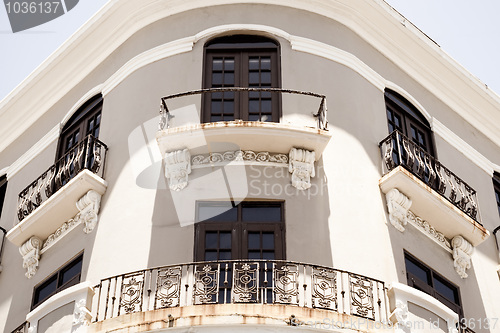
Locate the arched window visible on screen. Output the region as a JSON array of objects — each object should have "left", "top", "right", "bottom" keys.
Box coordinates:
[
  {"left": 57, "top": 94, "right": 102, "bottom": 160},
  {"left": 385, "top": 89, "right": 434, "bottom": 156},
  {"left": 203, "top": 35, "right": 281, "bottom": 123}
]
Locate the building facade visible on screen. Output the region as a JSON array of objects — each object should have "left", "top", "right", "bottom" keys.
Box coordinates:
[{"left": 1, "top": 1, "right": 500, "bottom": 332}]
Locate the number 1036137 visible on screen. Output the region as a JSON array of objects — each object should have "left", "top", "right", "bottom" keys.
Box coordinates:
[{"left": 5, "top": 1, "right": 60, "bottom": 14}]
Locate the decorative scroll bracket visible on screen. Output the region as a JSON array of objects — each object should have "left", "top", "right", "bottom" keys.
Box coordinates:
[
  {"left": 164, "top": 149, "right": 191, "bottom": 191},
  {"left": 451, "top": 236, "right": 473, "bottom": 279},
  {"left": 390, "top": 300, "right": 410, "bottom": 332},
  {"left": 73, "top": 299, "right": 92, "bottom": 328},
  {"left": 20, "top": 236, "right": 42, "bottom": 279},
  {"left": 386, "top": 188, "right": 412, "bottom": 232},
  {"left": 289, "top": 148, "right": 315, "bottom": 190},
  {"left": 76, "top": 190, "right": 102, "bottom": 234}
]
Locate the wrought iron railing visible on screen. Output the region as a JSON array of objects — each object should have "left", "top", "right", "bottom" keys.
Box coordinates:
[
  {"left": 159, "top": 87, "right": 328, "bottom": 131},
  {"left": 92, "top": 260, "right": 389, "bottom": 323},
  {"left": 17, "top": 135, "right": 107, "bottom": 222},
  {"left": 380, "top": 130, "right": 480, "bottom": 223},
  {"left": 11, "top": 322, "right": 28, "bottom": 333}
]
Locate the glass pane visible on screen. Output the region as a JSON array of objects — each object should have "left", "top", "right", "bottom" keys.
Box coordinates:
[
  {"left": 60, "top": 258, "right": 82, "bottom": 286},
  {"left": 94, "top": 127, "right": 100, "bottom": 138},
  {"left": 248, "top": 232, "right": 260, "bottom": 250},
  {"left": 222, "top": 115, "right": 235, "bottom": 121},
  {"left": 249, "top": 91, "right": 260, "bottom": 98},
  {"left": 212, "top": 73, "right": 223, "bottom": 85},
  {"left": 219, "top": 232, "right": 231, "bottom": 249},
  {"left": 261, "top": 115, "right": 270, "bottom": 122},
  {"left": 242, "top": 205, "right": 281, "bottom": 222},
  {"left": 261, "top": 91, "right": 272, "bottom": 98},
  {"left": 96, "top": 113, "right": 101, "bottom": 125},
  {"left": 249, "top": 58, "right": 260, "bottom": 70},
  {"left": 198, "top": 203, "right": 237, "bottom": 222},
  {"left": 205, "top": 251, "right": 217, "bottom": 261},
  {"left": 205, "top": 232, "right": 218, "bottom": 249},
  {"left": 261, "top": 72, "right": 271, "bottom": 84},
  {"left": 211, "top": 101, "right": 222, "bottom": 114},
  {"left": 35, "top": 276, "right": 57, "bottom": 303},
  {"left": 224, "top": 59, "right": 234, "bottom": 70},
  {"left": 211, "top": 116, "right": 222, "bottom": 122},
  {"left": 88, "top": 119, "right": 94, "bottom": 131},
  {"left": 213, "top": 59, "right": 223, "bottom": 71},
  {"left": 212, "top": 92, "right": 223, "bottom": 99},
  {"left": 219, "top": 251, "right": 232, "bottom": 260},
  {"left": 262, "top": 100, "right": 272, "bottom": 113},
  {"left": 224, "top": 73, "right": 234, "bottom": 85},
  {"left": 262, "top": 252, "right": 275, "bottom": 260},
  {"left": 388, "top": 123, "right": 394, "bottom": 132},
  {"left": 248, "top": 251, "right": 261, "bottom": 259},
  {"left": 394, "top": 115, "right": 400, "bottom": 128},
  {"left": 261, "top": 58, "right": 271, "bottom": 70},
  {"left": 248, "top": 114, "right": 260, "bottom": 121},
  {"left": 223, "top": 101, "right": 234, "bottom": 114},
  {"left": 405, "top": 257, "right": 430, "bottom": 284},
  {"left": 262, "top": 233, "right": 274, "bottom": 250},
  {"left": 433, "top": 276, "right": 458, "bottom": 303},
  {"left": 249, "top": 100, "right": 259, "bottom": 113},
  {"left": 249, "top": 72, "right": 260, "bottom": 84},
  {"left": 224, "top": 91, "right": 234, "bottom": 99}
]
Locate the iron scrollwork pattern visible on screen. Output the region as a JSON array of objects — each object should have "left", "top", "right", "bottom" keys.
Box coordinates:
[
  {"left": 119, "top": 272, "right": 145, "bottom": 315},
  {"left": 17, "top": 134, "right": 108, "bottom": 222},
  {"left": 349, "top": 273, "right": 375, "bottom": 320},
  {"left": 155, "top": 266, "right": 182, "bottom": 309},
  {"left": 232, "top": 263, "right": 258, "bottom": 302},
  {"left": 380, "top": 130, "right": 480, "bottom": 223},
  {"left": 273, "top": 263, "right": 299, "bottom": 304},
  {"left": 311, "top": 267, "right": 338, "bottom": 310},
  {"left": 193, "top": 265, "right": 219, "bottom": 304}
]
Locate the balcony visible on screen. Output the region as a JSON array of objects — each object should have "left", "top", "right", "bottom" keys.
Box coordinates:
[
  {"left": 91, "top": 260, "right": 389, "bottom": 331},
  {"left": 7, "top": 135, "right": 108, "bottom": 249},
  {"left": 379, "top": 130, "right": 489, "bottom": 246}
]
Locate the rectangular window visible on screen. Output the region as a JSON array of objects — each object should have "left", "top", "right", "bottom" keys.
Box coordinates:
[
  {"left": 404, "top": 252, "right": 462, "bottom": 316},
  {"left": 194, "top": 201, "right": 285, "bottom": 261},
  {"left": 0, "top": 175, "right": 7, "bottom": 219},
  {"left": 32, "top": 254, "right": 83, "bottom": 309},
  {"left": 494, "top": 174, "right": 500, "bottom": 217}
]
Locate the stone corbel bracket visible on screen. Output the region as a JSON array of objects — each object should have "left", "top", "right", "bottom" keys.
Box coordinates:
[
  {"left": 289, "top": 148, "right": 315, "bottom": 190},
  {"left": 20, "top": 236, "right": 41, "bottom": 279},
  {"left": 76, "top": 190, "right": 102, "bottom": 234},
  {"left": 386, "top": 188, "right": 411, "bottom": 232},
  {"left": 451, "top": 236, "right": 473, "bottom": 279},
  {"left": 164, "top": 149, "right": 191, "bottom": 191}
]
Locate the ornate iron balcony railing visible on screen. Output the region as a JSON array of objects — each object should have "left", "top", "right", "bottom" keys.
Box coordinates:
[
  {"left": 380, "top": 130, "right": 480, "bottom": 223},
  {"left": 11, "top": 321, "right": 28, "bottom": 333},
  {"left": 159, "top": 87, "right": 328, "bottom": 130},
  {"left": 17, "top": 135, "right": 107, "bottom": 222},
  {"left": 92, "top": 260, "right": 389, "bottom": 323}
]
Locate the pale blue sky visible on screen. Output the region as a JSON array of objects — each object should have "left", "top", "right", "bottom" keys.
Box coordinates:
[{"left": 1, "top": 1, "right": 499, "bottom": 101}]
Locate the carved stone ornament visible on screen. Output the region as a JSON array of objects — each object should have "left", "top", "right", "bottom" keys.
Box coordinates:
[
  {"left": 406, "top": 211, "right": 450, "bottom": 249},
  {"left": 386, "top": 189, "right": 412, "bottom": 232},
  {"left": 288, "top": 148, "right": 315, "bottom": 190},
  {"left": 392, "top": 300, "right": 410, "bottom": 328},
  {"left": 192, "top": 150, "right": 288, "bottom": 167},
  {"left": 451, "top": 236, "right": 473, "bottom": 279},
  {"left": 73, "top": 299, "right": 92, "bottom": 327},
  {"left": 20, "top": 236, "right": 42, "bottom": 279},
  {"left": 164, "top": 149, "right": 191, "bottom": 191},
  {"left": 76, "top": 190, "right": 102, "bottom": 234}
]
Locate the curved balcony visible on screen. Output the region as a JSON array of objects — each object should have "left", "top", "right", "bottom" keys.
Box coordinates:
[
  {"left": 91, "top": 260, "right": 389, "bottom": 331},
  {"left": 156, "top": 88, "right": 331, "bottom": 160},
  {"left": 379, "top": 130, "right": 489, "bottom": 246},
  {"left": 7, "top": 135, "right": 108, "bottom": 248}
]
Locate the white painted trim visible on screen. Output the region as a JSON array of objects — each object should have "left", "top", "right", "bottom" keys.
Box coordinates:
[
  {"left": 0, "top": 167, "right": 7, "bottom": 177},
  {"left": 61, "top": 84, "right": 104, "bottom": 127},
  {"left": 432, "top": 118, "right": 495, "bottom": 176},
  {"left": 385, "top": 81, "right": 432, "bottom": 122},
  {"left": 193, "top": 24, "right": 292, "bottom": 44},
  {"left": 6, "top": 125, "right": 59, "bottom": 179},
  {"left": 102, "top": 37, "right": 195, "bottom": 96}
]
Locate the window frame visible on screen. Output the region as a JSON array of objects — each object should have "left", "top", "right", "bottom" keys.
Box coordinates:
[
  {"left": 0, "top": 175, "right": 7, "bottom": 220},
  {"left": 194, "top": 201, "right": 286, "bottom": 261},
  {"left": 404, "top": 251, "right": 462, "bottom": 316},
  {"left": 56, "top": 94, "right": 103, "bottom": 161},
  {"left": 493, "top": 173, "right": 500, "bottom": 217},
  {"left": 202, "top": 35, "right": 282, "bottom": 123},
  {"left": 31, "top": 253, "right": 83, "bottom": 310},
  {"left": 385, "top": 90, "right": 436, "bottom": 157}
]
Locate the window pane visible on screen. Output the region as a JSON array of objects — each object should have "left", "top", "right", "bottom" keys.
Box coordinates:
[
  {"left": 249, "top": 58, "right": 260, "bottom": 70},
  {"left": 35, "top": 276, "right": 57, "bottom": 304},
  {"left": 405, "top": 257, "right": 430, "bottom": 284},
  {"left": 213, "top": 59, "right": 223, "bottom": 71},
  {"left": 205, "top": 232, "right": 218, "bottom": 249},
  {"left": 197, "top": 203, "right": 237, "bottom": 222},
  {"left": 60, "top": 257, "right": 82, "bottom": 286},
  {"left": 261, "top": 100, "right": 271, "bottom": 113},
  {"left": 262, "top": 233, "right": 274, "bottom": 250},
  {"left": 433, "top": 276, "right": 458, "bottom": 304},
  {"left": 219, "top": 232, "right": 231, "bottom": 249},
  {"left": 248, "top": 232, "right": 260, "bottom": 250},
  {"left": 249, "top": 72, "right": 260, "bottom": 84},
  {"left": 261, "top": 58, "right": 271, "bottom": 70},
  {"left": 249, "top": 100, "right": 259, "bottom": 113},
  {"left": 261, "top": 72, "right": 271, "bottom": 84},
  {"left": 224, "top": 73, "right": 234, "bottom": 85},
  {"left": 248, "top": 114, "right": 260, "bottom": 121},
  {"left": 219, "top": 250, "right": 232, "bottom": 260},
  {"left": 224, "top": 59, "right": 234, "bottom": 70},
  {"left": 242, "top": 205, "right": 281, "bottom": 222},
  {"left": 212, "top": 73, "right": 223, "bottom": 85},
  {"left": 248, "top": 251, "right": 261, "bottom": 259},
  {"left": 223, "top": 101, "right": 234, "bottom": 114},
  {"left": 205, "top": 251, "right": 217, "bottom": 261},
  {"left": 262, "top": 252, "right": 275, "bottom": 260}
]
